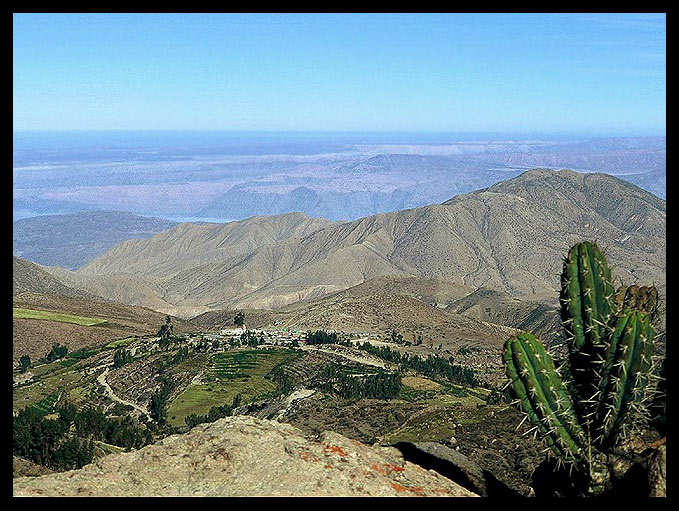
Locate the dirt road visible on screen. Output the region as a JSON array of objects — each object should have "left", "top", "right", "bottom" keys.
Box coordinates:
[{"left": 97, "top": 368, "right": 150, "bottom": 418}]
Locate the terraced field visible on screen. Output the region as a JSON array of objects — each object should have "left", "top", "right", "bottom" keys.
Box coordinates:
[
  {"left": 30, "top": 391, "right": 60, "bottom": 417},
  {"left": 13, "top": 307, "right": 108, "bottom": 326},
  {"left": 14, "top": 357, "right": 100, "bottom": 413},
  {"left": 13, "top": 340, "right": 122, "bottom": 413},
  {"left": 104, "top": 337, "right": 136, "bottom": 349},
  {"left": 166, "top": 349, "right": 301, "bottom": 427}
]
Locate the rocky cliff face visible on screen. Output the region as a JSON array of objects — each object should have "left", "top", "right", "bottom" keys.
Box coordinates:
[{"left": 13, "top": 415, "right": 477, "bottom": 497}]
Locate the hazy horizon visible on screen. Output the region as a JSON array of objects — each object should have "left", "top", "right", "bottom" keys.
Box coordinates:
[{"left": 12, "top": 130, "right": 666, "bottom": 154}]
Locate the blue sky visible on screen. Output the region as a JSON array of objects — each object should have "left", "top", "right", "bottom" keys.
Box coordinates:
[{"left": 13, "top": 13, "right": 666, "bottom": 135}]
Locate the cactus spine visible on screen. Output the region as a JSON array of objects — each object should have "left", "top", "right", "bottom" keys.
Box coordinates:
[{"left": 503, "top": 241, "right": 660, "bottom": 487}]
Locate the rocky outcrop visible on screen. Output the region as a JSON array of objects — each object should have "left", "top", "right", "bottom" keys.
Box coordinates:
[
  {"left": 394, "top": 442, "right": 521, "bottom": 497},
  {"left": 13, "top": 415, "right": 477, "bottom": 497}
]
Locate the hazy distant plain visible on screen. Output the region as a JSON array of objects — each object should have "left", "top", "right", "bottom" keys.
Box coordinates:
[{"left": 13, "top": 132, "right": 666, "bottom": 222}]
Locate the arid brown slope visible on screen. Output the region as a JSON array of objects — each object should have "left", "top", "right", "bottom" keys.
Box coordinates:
[
  {"left": 13, "top": 292, "right": 195, "bottom": 363},
  {"left": 314, "top": 276, "right": 475, "bottom": 306},
  {"left": 194, "top": 276, "right": 562, "bottom": 349},
  {"left": 78, "top": 211, "right": 334, "bottom": 278},
  {"left": 13, "top": 256, "right": 92, "bottom": 298},
  {"left": 446, "top": 287, "right": 562, "bottom": 345},
  {"left": 49, "top": 170, "right": 665, "bottom": 316},
  {"left": 194, "top": 278, "right": 518, "bottom": 350}
]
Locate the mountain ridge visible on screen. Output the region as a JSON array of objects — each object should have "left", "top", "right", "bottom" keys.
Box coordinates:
[{"left": 45, "top": 169, "right": 665, "bottom": 318}]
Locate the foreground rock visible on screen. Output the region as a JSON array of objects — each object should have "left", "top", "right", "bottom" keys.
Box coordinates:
[
  {"left": 13, "top": 415, "right": 477, "bottom": 497},
  {"left": 13, "top": 457, "right": 54, "bottom": 479},
  {"left": 394, "top": 442, "right": 521, "bottom": 497}
]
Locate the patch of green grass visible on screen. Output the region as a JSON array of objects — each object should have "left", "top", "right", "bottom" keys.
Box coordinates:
[
  {"left": 30, "top": 391, "right": 60, "bottom": 417},
  {"left": 64, "top": 348, "right": 100, "bottom": 364},
  {"left": 105, "top": 337, "right": 136, "bottom": 349},
  {"left": 94, "top": 440, "right": 126, "bottom": 455},
  {"left": 398, "top": 385, "right": 438, "bottom": 402},
  {"left": 382, "top": 404, "right": 490, "bottom": 444},
  {"left": 166, "top": 349, "right": 299, "bottom": 427},
  {"left": 13, "top": 307, "right": 108, "bottom": 326},
  {"left": 69, "top": 348, "right": 98, "bottom": 359}
]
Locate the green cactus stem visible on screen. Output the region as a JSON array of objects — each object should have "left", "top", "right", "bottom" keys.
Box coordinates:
[
  {"left": 560, "top": 241, "right": 617, "bottom": 419},
  {"left": 504, "top": 333, "right": 587, "bottom": 464},
  {"left": 592, "top": 309, "right": 655, "bottom": 448},
  {"left": 560, "top": 241, "right": 616, "bottom": 350}
]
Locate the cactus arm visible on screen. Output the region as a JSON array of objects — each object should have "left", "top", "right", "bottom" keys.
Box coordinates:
[
  {"left": 504, "top": 333, "right": 587, "bottom": 463},
  {"left": 504, "top": 342, "right": 571, "bottom": 460},
  {"left": 560, "top": 242, "right": 617, "bottom": 421},
  {"left": 593, "top": 310, "right": 654, "bottom": 447}
]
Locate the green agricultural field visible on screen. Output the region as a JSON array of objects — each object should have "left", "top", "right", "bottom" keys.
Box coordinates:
[
  {"left": 166, "top": 349, "right": 300, "bottom": 427},
  {"left": 105, "top": 337, "right": 136, "bottom": 349},
  {"left": 13, "top": 346, "right": 111, "bottom": 413},
  {"left": 13, "top": 307, "right": 108, "bottom": 326},
  {"left": 397, "top": 373, "right": 489, "bottom": 406},
  {"left": 30, "top": 391, "right": 60, "bottom": 417}
]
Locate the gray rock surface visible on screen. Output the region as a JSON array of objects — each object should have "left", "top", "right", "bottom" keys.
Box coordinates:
[
  {"left": 13, "top": 415, "right": 477, "bottom": 497},
  {"left": 411, "top": 442, "right": 488, "bottom": 495},
  {"left": 393, "top": 441, "right": 520, "bottom": 497}
]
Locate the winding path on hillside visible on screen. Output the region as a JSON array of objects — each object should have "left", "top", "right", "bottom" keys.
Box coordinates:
[
  {"left": 97, "top": 368, "right": 150, "bottom": 418},
  {"left": 300, "top": 345, "right": 389, "bottom": 369}
]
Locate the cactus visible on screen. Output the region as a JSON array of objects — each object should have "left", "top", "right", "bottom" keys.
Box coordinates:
[
  {"left": 560, "top": 241, "right": 616, "bottom": 351},
  {"left": 503, "top": 241, "right": 661, "bottom": 492},
  {"left": 592, "top": 309, "right": 655, "bottom": 447},
  {"left": 504, "top": 333, "right": 586, "bottom": 464},
  {"left": 559, "top": 242, "right": 616, "bottom": 421}
]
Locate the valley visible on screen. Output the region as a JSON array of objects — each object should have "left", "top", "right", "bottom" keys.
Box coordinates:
[{"left": 13, "top": 319, "right": 543, "bottom": 495}]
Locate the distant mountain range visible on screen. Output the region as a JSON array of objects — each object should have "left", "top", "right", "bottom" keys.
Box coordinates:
[
  {"left": 619, "top": 166, "right": 666, "bottom": 199},
  {"left": 13, "top": 211, "right": 177, "bottom": 270},
  {"left": 43, "top": 169, "right": 666, "bottom": 318},
  {"left": 14, "top": 137, "right": 666, "bottom": 223},
  {"left": 198, "top": 155, "right": 532, "bottom": 221}
]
